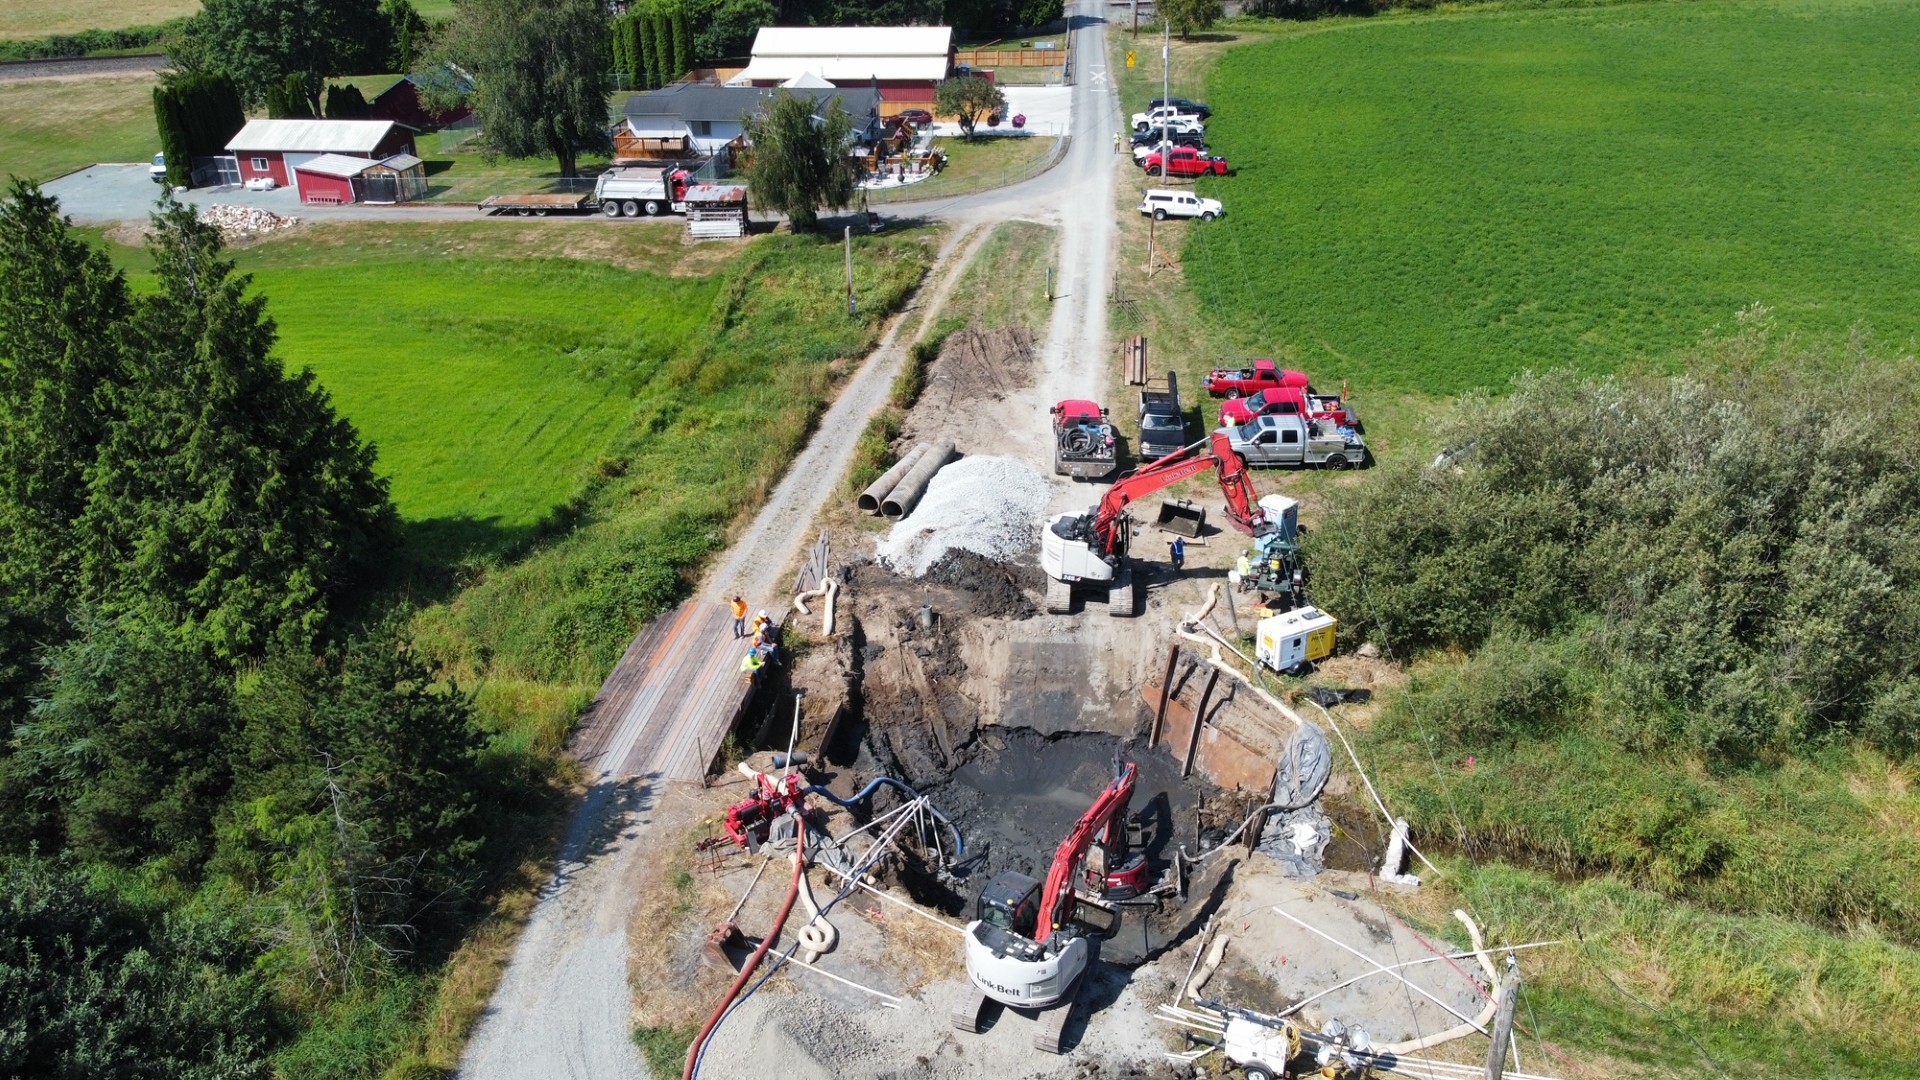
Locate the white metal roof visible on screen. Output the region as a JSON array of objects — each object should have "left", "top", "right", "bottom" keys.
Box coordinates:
[
  {"left": 226, "top": 119, "right": 399, "bottom": 154},
  {"left": 289, "top": 153, "right": 380, "bottom": 178},
  {"left": 730, "top": 25, "right": 952, "bottom": 84},
  {"left": 730, "top": 57, "right": 948, "bottom": 83},
  {"left": 781, "top": 71, "right": 836, "bottom": 88},
  {"left": 750, "top": 26, "right": 951, "bottom": 59}
]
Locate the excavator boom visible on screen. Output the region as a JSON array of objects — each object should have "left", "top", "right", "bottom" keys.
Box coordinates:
[
  {"left": 1039, "top": 761, "right": 1138, "bottom": 933},
  {"left": 1090, "top": 431, "right": 1260, "bottom": 555}
]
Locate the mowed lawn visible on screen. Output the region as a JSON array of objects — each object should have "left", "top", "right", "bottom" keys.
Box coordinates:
[
  {"left": 1192, "top": 0, "right": 1920, "bottom": 393},
  {"left": 232, "top": 243, "right": 720, "bottom": 539},
  {"left": 0, "top": 72, "right": 159, "bottom": 181},
  {"left": 0, "top": 0, "right": 449, "bottom": 36},
  {"left": 0, "top": 0, "right": 195, "bottom": 37}
]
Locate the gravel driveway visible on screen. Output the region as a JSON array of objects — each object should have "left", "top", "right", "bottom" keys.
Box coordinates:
[{"left": 45, "top": 164, "right": 480, "bottom": 224}]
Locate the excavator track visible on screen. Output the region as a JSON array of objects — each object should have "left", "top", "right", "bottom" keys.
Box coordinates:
[
  {"left": 1045, "top": 576, "right": 1074, "bottom": 614},
  {"left": 951, "top": 985, "right": 993, "bottom": 1033},
  {"left": 1033, "top": 973, "right": 1084, "bottom": 1053},
  {"left": 1106, "top": 565, "right": 1135, "bottom": 618}
]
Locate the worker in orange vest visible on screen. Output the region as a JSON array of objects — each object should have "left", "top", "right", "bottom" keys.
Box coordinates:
[{"left": 731, "top": 596, "right": 748, "bottom": 638}]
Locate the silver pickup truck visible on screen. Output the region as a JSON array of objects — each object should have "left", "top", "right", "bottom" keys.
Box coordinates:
[{"left": 1220, "top": 413, "right": 1367, "bottom": 469}]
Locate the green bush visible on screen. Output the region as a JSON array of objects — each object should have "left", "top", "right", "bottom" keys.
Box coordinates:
[
  {"left": 0, "top": 21, "right": 185, "bottom": 62},
  {"left": 1316, "top": 329, "right": 1920, "bottom": 761}
]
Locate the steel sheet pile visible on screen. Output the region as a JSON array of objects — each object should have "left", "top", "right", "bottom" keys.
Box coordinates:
[
  {"left": 201, "top": 205, "right": 299, "bottom": 239},
  {"left": 876, "top": 456, "right": 1047, "bottom": 576}
]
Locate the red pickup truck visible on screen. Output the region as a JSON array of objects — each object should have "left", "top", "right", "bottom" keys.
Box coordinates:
[
  {"left": 1203, "top": 359, "right": 1309, "bottom": 398},
  {"left": 1219, "top": 386, "right": 1361, "bottom": 430},
  {"left": 1140, "top": 146, "right": 1229, "bottom": 177}
]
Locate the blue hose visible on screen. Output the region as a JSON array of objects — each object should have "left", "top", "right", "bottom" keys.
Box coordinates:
[{"left": 803, "top": 778, "right": 965, "bottom": 857}]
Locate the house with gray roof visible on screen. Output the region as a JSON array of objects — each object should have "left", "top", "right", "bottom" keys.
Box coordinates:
[{"left": 617, "top": 82, "right": 883, "bottom": 162}]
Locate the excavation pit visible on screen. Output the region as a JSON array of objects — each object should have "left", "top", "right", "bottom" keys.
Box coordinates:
[{"left": 856, "top": 725, "right": 1252, "bottom": 967}]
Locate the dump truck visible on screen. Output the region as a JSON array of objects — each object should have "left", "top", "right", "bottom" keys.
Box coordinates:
[
  {"left": 1137, "top": 373, "right": 1186, "bottom": 462},
  {"left": 1051, "top": 399, "right": 1118, "bottom": 479},
  {"left": 1221, "top": 414, "right": 1367, "bottom": 469},
  {"left": 1203, "top": 358, "right": 1310, "bottom": 398},
  {"left": 594, "top": 166, "right": 693, "bottom": 217}
]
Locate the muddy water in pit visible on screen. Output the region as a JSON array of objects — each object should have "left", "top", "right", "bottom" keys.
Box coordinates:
[{"left": 908, "top": 727, "right": 1224, "bottom": 966}]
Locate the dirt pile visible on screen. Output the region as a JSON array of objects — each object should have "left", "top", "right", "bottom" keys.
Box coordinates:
[{"left": 922, "top": 548, "right": 1042, "bottom": 619}]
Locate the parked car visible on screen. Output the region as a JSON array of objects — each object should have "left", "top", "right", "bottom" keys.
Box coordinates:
[
  {"left": 1220, "top": 385, "right": 1361, "bottom": 429},
  {"left": 1141, "top": 146, "right": 1229, "bottom": 177},
  {"left": 1204, "top": 358, "right": 1308, "bottom": 398},
  {"left": 1133, "top": 136, "right": 1207, "bottom": 164},
  {"left": 1131, "top": 108, "right": 1205, "bottom": 134},
  {"left": 1140, "top": 189, "right": 1223, "bottom": 221},
  {"left": 1221, "top": 414, "right": 1368, "bottom": 469},
  {"left": 1131, "top": 127, "right": 1205, "bottom": 149},
  {"left": 1149, "top": 96, "right": 1212, "bottom": 120},
  {"left": 244, "top": 176, "right": 278, "bottom": 191},
  {"left": 892, "top": 108, "right": 934, "bottom": 127},
  {"left": 149, "top": 153, "right": 166, "bottom": 183}
]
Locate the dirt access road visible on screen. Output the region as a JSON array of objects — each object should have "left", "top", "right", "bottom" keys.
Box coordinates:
[{"left": 458, "top": 7, "right": 1122, "bottom": 1077}]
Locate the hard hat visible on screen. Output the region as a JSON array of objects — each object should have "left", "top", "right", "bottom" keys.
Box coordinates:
[{"left": 759, "top": 610, "right": 768, "bottom": 618}]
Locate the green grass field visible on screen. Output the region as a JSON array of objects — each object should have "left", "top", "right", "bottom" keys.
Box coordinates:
[
  {"left": 0, "top": 0, "right": 193, "bottom": 38},
  {"left": 1191, "top": 0, "right": 1920, "bottom": 393},
  {"left": 0, "top": 72, "right": 159, "bottom": 181}
]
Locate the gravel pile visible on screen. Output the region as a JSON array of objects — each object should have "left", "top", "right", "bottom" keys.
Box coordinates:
[
  {"left": 201, "top": 204, "right": 299, "bottom": 239},
  {"left": 875, "top": 456, "right": 1046, "bottom": 576}
]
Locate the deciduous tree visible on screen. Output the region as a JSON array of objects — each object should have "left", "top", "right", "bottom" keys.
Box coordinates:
[
  {"left": 426, "top": 0, "right": 612, "bottom": 176},
  {"left": 188, "top": 0, "right": 387, "bottom": 114},
  {"left": 742, "top": 90, "right": 859, "bottom": 232},
  {"left": 1160, "top": 0, "right": 1224, "bottom": 39},
  {"left": 935, "top": 76, "right": 1006, "bottom": 140}
]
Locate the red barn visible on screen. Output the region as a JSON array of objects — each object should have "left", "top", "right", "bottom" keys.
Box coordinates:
[
  {"left": 226, "top": 119, "right": 416, "bottom": 194},
  {"left": 368, "top": 64, "right": 474, "bottom": 130}
]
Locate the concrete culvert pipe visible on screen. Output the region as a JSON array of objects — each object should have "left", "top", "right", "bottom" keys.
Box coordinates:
[
  {"left": 857, "top": 442, "right": 929, "bottom": 514},
  {"left": 880, "top": 440, "right": 954, "bottom": 520}
]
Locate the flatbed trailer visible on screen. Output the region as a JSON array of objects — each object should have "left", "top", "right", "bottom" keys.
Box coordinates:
[{"left": 478, "top": 193, "right": 595, "bottom": 216}]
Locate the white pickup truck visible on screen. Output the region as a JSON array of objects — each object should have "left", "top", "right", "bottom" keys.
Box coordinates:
[
  {"left": 1140, "top": 189, "right": 1223, "bottom": 221},
  {"left": 1131, "top": 106, "right": 1205, "bottom": 133}
]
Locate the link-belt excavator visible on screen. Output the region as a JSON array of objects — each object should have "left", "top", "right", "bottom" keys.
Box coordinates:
[
  {"left": 1041, "top": 430, "right": 1266, "bottom": 616},
  {"left": 952, "top": 758, "right": 1144, "bottom": 1053}
]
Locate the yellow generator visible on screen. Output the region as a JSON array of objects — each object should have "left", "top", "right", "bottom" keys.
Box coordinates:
[{"left": 1255, "top": 606, "right": 1338, "bottom": 675}]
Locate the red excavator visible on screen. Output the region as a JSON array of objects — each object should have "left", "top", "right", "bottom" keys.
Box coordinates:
[
  {"left": 953, "top": 758, "right": 1143, "bottom": 1053},
  {"left": 1040, "top": 429, "right": 1264, "bottom": 615}
]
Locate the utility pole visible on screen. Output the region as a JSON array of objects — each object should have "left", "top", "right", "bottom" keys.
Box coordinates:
[
  {"left": 844, "top": 224, "right": 855, "bottom": 317},
  {"left": 1161, "top": 19, "right": 1171, "bottom": 180},
  {"left": 1484, "top": 957, "right": 1522, "bottom": 1080}
]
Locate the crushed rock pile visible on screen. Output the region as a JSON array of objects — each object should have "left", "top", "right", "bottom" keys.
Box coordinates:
[
  {"left": 875, "top": 456, "right": 1046, "bottom": 576},
  {"left": 202, "top": 204, "right": 299, "bottom": 239}
]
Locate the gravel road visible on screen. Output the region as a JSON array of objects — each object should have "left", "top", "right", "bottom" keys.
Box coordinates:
[{"left": 460, "top": 4, "right": 1122, "bottom": 1073}]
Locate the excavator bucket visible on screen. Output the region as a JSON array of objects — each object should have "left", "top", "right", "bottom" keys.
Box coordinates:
[{"left": 1155, "top": 499, "right": 1207, "bottom": 537}]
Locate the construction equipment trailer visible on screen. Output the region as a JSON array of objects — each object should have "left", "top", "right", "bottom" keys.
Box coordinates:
[
  {"left": 1040, "top": 430, "right": 1267, "bottom": 615},
  {"left": 953, "top": 758, "right": 1143, "bottom": 1053}
]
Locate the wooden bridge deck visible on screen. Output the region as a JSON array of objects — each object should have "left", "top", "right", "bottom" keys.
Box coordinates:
[{"left": 570, "top": 599, "right": 755, "bottom": 781}]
